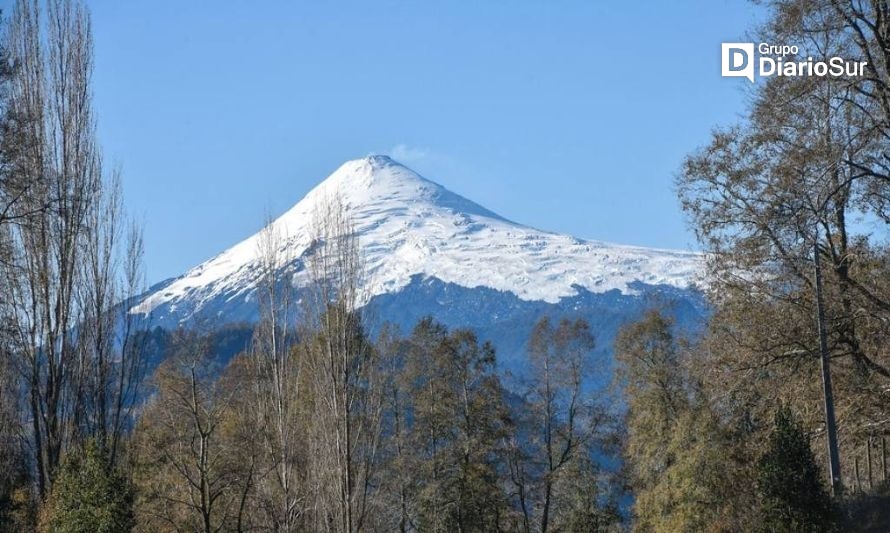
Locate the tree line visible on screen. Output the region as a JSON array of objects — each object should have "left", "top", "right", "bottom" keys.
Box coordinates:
[
  {"left": 122, "top": 198, "right": 623, "bottom": 532},
  {"left": 617, "top": 0, "right": 890, "bottom": 530}
]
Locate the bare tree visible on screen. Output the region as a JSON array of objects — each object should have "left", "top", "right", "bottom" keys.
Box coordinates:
[
  {"left": 303, "top": 193, "right": 385, "bottom": 533},
  {"left": 0, "top": 2, "right": 56, "bottom": 238},
  {"left": 517, "top": 317, "right": 613, "bottom": 533},
  {"left": 248, "top": 216, "right": 307, "bottom": 531},
  {"left": 133, "top": 330, "right": 251, "bottom": 533},
  {"left": 0, "top": 0, "right": 100, "bottom": 497},
  {"left": 765, "top": 0, "right": 890, "bottom": 214},
  {"left": 74, "top": 171, "right": 147, "bottom": 466},
  {"left": 375, "top": 324, "right": 416, "bottom": 533},
  {"left": 0, "top": 0, "right": 146, "bottom": 499},
  {"left": 0, "top": 324, "right": 31, "bottom": 529}
]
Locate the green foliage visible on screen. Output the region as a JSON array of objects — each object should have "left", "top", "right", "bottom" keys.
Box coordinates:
[
  {"left": 616, "top": 311, "right": 737, "bottom": 532},
  {"left": 401, "top": 317, "right": 512, "bottom": 532},
  {"left": 44, "top": 439, "right": 134, "bottom": 533},
  {"left": 755, "top": 407, "right": 832, "bottom": 533}
]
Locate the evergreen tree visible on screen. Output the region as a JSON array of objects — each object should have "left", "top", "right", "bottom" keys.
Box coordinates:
[
  {"left": 43, "top": 439, "right": 134, "bottom": 533},
  {"left": 756, "top": 407, "right": 832, "bottom": 533}
]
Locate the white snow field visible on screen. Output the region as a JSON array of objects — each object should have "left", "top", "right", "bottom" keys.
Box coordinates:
[{"left": 132, "top": 155, "right": 704, "bottom": 325}]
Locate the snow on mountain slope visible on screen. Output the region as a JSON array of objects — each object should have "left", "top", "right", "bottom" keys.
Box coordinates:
[{"left": 132, "top": 155, "right": 704, "bottom": 326}]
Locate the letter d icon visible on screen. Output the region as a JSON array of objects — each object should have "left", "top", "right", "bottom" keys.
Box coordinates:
[{"left": 722, "top": 43, "right": 755, "bottom": 82}]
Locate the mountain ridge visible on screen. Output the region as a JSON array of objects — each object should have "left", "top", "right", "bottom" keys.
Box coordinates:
[{"left": 131, "top": 155, "right": 705, "bottom": 329}]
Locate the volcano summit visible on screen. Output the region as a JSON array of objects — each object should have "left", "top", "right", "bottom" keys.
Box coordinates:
[{"left": 132, "top": 155, "right": 706, "bottom": 364}]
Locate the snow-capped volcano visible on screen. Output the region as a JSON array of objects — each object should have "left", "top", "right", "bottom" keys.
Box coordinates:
[{"left": 133, "top": 155, "right": 704, "bottom": 334}]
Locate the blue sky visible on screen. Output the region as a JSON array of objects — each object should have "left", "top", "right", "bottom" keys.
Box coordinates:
[{"left": 17, "top": 0, "right": 763, "bottom": 283}]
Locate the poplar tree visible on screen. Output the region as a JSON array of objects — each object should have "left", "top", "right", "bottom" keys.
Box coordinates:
[{"left": 401, "top": 318, "right": 511, "bottom": 532}]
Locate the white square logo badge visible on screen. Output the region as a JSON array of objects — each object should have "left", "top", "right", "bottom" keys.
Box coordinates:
[{"left": 722, "top": 43, "right": 755, "bottom": 82}]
